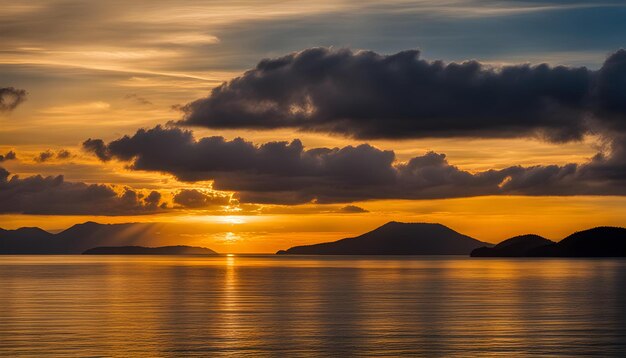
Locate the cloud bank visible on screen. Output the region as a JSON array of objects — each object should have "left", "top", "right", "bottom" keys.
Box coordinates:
[
  {"left": 173, "top": 189, "right": 232, "bottom": 209},
  {"left": 0, "top": 165, "right": 251, "bottom": 214},
  {"left": 0, "top": 167, "right": 165, "bottom": 215},
  {"left": 180, "top": 48, "right": 626, "bottom": 142},
  {"left": 84, "top": 126, "right": 626, "bottom": 204}
]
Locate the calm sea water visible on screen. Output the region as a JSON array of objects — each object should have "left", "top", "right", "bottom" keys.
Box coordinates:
[{"left": 1, "top": 255, "right": 625, "bottom": 357}]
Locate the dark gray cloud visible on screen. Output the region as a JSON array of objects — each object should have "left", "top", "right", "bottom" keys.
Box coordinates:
[
  {"left": 83, "top": 126, "right": 626, "bottom": 204},
  {"left": 0, "top": 151, "right": 16, "bottom": 162},
  {"left": 0, "top": 87, "right": 27, "bottom": 112},
  {"left": 83, "top": 139, "right": 112, "bottom": 161},
  {"left": 35, "top": 150, "right": 54, "bottom": 163},
  {"left": 0, "top": 167, "right": 166, "bottom": 215},
  {"left": 83, "top": 125, "right": 398, "bottom": 203},
  {"left": 173, "top": 189, "right": 231, "bottom": 209},
  {"left": 56, "top": 149, "right": 72, "bottom": 160},
  {"left": 337, "top": 205, "right": 369, "bottom": 213},
  {"left": 35, "top": 149, "right": 73, "bottom": 162},
  {"left": 143, "top": 190, "right": 164, "bottom": 209},
  {"left": 180, "top": 48, "right": 626, "bottom": 142}
]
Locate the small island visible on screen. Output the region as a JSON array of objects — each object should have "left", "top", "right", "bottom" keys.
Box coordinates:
[
  {"left": 277, "top": 222, "right": 491, "bottom": 255},
  {"left": 83, "top": 245, "right": 217, "bottom": 255}
]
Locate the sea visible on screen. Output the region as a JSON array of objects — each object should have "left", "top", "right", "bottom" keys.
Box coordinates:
[{"left": 1, "top": 255, "right": 625, "bottom": 356}]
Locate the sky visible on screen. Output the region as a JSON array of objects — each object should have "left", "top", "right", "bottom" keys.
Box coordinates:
[{"left": 2, "top": 0, "right": 626, "bottom": 253}]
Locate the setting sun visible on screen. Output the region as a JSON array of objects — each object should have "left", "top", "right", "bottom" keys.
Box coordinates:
[{"left": 220, "top": 216, "right": 246, "bottom": 225}]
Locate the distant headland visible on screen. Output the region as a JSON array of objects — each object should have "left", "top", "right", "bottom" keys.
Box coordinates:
[{"left": 83, "top": 245, "right": 217, "bottom": 255}]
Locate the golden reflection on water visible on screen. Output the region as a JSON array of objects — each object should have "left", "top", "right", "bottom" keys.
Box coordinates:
[{"left": 1, "top": 256, "right": 626, "bottom": 356}]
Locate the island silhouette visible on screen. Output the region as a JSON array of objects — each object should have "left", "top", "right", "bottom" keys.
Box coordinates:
[
  {"left": 0, "top": 221, "right": 217, "bottom": 255},
  {"left": 83, "top": 245, "right": 216, "bottom": 255},
  {"left": 471, "top": 227, "right": 626, "bottom": 257},
  {"left": 470, "top": 234, "right": 555, "bottom": 257},
  {"left": 2, "top": 221, "right": 626, "bottom": 257},
  {"left": 278, "top": 222, "right": 626, "bottom": 257},
  {"left": 277, "top": 222, "right": 491, "bottom": 255}
]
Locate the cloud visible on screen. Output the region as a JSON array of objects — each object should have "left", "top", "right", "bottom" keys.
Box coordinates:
[
  {"left": 0, "top": 87, "right": 27, "bottom": 112},
  {"left": 173, "top": 189, "right": 232, "bottom": 209},
  {"left": 0, "top": 151, "right": 16, "bottom": 162},
  {"left": 125, "top": 93, "right": 152, "bottom": 106},
  {"left": 56, "top": 149, "right": 72, "bottom": 160},
  {"left": 83, "top": 139, "right": 112, "bottom": 161},
  {"left": 143, "top": 190, "right": 164, "bottom": 209},
  {"left": 35, "top": 149, "right": 73, "bottom": 162},
  {"left": 0, "top": 167, "right": 166, "bottom": 215},
  {"left": 180, "top": 48, "right": 626, "bottom": 142},
  {"left": 337, "top": 205, "right": 369, "bottom": 213},
  {"left": 83, "top": 125, "right": 626, "bottom": 204},
  {"left": 83, "top": 125, "right": 398, "bottom": 203},
  {"left": 34, "top": 150, "right": 54, "bottom": 163}
]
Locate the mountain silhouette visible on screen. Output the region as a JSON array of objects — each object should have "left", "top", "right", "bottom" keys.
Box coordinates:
[
  {"left": 472, "top": 227, "right": 626, "bottom": 257},
  {"left": 0, "top": 227, "right": 57, "bottom": 254},
  {"left": 83, "top": 245, "right": 217, "bottom": 255},
  {"left": 276, "top": 222, "right": 491, "bottom": 255},
  {"left": 471, "top": 234, "right": 554, "bottom": 257},
  {"left": 0, "top": 222, "right": 218, "bottom": 254},
  {"left": 528, "top": 227, "right": 626, "bottom": 257},
  {"left": 4, "top": 221, "right": 625, "bottom": 257}
]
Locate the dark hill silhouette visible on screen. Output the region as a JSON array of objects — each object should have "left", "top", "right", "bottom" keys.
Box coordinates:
[
  {"left": 83, "top": 245, "right": 217, "bottom": 255},
  {"left": 529, "top": 227, "right": 626, "bottom": 257},
  {"left": 53, "top": 221, "right": 153, "bottom": 254},
  {"left": 471, "top": 234, "right": 554, "bottom": 257},
  {"left": 276, "top": 222, "right": 491, "bottom": 255},
  {"left": 0, "top": 227, "right": 57, "bottom": 254},
  {"left": 0, "top": 222, "right": 218, "bottom": 255},
  {"left": 471, "top": 227, "right": 626, "bottom": 257}
]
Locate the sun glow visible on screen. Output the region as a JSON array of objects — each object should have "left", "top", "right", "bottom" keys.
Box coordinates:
[
  {"left": 220, "top": 216, "right": 246, "bottom": 225},
  {"left": 223, "top": 232, "right": 238, "bottom": 242}
]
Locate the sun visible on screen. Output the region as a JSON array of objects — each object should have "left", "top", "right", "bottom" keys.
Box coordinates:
[{"left": 220, "top": 216, "right": 246, "bottom": 225}]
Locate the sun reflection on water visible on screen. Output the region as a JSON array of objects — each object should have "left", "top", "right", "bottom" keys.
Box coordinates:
[{"left": 1, "top": 256, "right": 625, "bottom": 356}]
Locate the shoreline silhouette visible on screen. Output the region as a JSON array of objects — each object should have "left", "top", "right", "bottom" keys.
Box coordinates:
[
  {"left": 471, "top": 227, "right": 626, "bottom": 257},
  {"left": 2, "top": 221, "right": 626, "bottom": 257},
  {"left": 83, "top": 245, "right": 217, "bottom": 255}
]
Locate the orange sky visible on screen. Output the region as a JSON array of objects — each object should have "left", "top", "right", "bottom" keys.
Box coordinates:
[{"left": 2, "top": 1, "right": 626, "bottom": 253}]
